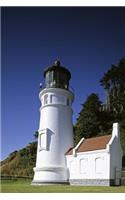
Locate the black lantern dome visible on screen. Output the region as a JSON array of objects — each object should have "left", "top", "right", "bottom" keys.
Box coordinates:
[{"left": 43, "top": 60, "right": 71, "bottom": 90}]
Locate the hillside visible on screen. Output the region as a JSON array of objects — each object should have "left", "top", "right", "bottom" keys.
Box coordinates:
[{"left": 1, "top": 142, "right": 37, "bottom": 177}]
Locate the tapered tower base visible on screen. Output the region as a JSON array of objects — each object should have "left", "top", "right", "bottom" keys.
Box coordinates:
[{"left": 32, "top": 165, "right": 69, "bottom": 185}]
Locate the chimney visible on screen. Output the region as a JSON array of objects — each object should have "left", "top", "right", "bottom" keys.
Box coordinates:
[{"left": 112, "top": 122, "right": 119, "bottom": 138}]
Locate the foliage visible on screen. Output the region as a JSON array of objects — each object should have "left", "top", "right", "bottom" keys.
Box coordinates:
[
  {"left": 1, "top": 142, "right": 37, "bottom": 177},
  {"left": 74, "top": 93, "right": 102, "bottom": 144},
  {"left": 121, "top": 128, "right": 125, "bottom": 155},
  {"left": 74, "top": 58, "right": 125, "bottom": 158},
  {"left": 100, "top": 58, "right": 125, "bottom": 116},
  {"left": 100, "top": 58, "right": 125, "bottom": 156}
]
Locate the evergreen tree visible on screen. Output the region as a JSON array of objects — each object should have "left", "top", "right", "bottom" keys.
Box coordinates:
[
  {"left": 99, "top": 58, "right": 125, "bottom": 160},
  {"left": 74, "top": 93, "right": 101, "bottom": 144},
  {"left": 100, "top": 58, "right": 125, "bottom": 119}
]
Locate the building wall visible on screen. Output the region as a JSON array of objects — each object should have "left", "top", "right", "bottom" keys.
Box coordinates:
[
  {"left": 66, "top": 123, "right": 123, "bottom": 186},
  {"left": 109, "top": 135, "right": 123, "bottom": 184},
  {"left": 66, "top": 150, "right": 110, "bottom": 182}
]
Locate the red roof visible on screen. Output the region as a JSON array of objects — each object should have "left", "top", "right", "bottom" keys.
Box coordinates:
[{"left": 66, "top": 135, "right": 112, "bottom": 155}]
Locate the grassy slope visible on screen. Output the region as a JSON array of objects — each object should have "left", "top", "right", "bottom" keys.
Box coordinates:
[
  {"left": 1, "top": 180, "right": 125, "bottom": 193},
  {"left": 1, "top": 142, "right": 37, "bottom": 177}
]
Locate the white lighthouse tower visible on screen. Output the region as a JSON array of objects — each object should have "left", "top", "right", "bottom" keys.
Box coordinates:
[{"left": 32, "top": 60, "right": 74, "bottom": 184}]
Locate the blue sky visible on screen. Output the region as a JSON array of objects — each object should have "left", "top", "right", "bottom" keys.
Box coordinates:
[{"left": 1, "top": 7, "right": 125, "bottom": 160}]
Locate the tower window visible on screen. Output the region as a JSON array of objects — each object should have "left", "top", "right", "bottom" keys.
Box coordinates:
[
  {"left": 44, "top": 95, "right": 48, "bottom": 105},
  {"left": 95, "top": 157, "right": 104, "bottom": 174},
  {"left": 39, "top": 129, "right": 48, "bottom": 151}
]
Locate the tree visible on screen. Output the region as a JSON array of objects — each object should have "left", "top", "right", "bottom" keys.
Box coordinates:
[
  {"left": 100, "top": 58, "right": 125, "bottom": 117},
  {"left": 74, "top": 93, "right": 102, "bottom": 144},
  {"left": 99, "top": 58, "right": 125, "bottom": 160},
  {"left": 33, "top": 131, "right": 38, "bottom": 139}
]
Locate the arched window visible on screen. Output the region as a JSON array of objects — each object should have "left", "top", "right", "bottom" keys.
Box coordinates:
[
  {"left": 80, "top": 158, "right": 88, "bottom": 174},
  {"left": 95, "top": 157, "right": 104, "bottom": 174}
]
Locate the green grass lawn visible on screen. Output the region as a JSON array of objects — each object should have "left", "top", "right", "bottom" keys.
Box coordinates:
[{"left": 1, "top": 180, "right": 125, "bottom": 193}]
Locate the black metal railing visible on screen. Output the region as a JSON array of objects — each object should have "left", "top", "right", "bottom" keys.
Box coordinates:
[{"left": 39, "top": 84, "right": 75, "bottom": 94}]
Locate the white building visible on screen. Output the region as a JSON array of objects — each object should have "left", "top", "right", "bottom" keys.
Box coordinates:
[
  {"left": 32, "top": 60, "right": 123, "bottom": 186},
  {"left": 32, "top": 60, "right": 74, "bottom": 184},
  {"left": 66, "top": 123, "right": 123, "bottom": 186}
]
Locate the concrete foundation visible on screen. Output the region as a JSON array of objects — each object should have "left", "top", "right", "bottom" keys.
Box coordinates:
[
  {"left": 69, "top": 179, "right": 116, "bottom": 186},
  {"left": 32, "top": 180, "right": 69, "bottom": 185}
]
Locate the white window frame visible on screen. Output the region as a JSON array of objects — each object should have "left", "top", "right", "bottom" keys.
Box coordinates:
[{"left": 38, "top": 128, "right": 48, "bottom": 151}]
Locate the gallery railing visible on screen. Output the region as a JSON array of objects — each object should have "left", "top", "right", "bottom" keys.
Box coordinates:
[{"left": 39, "top": 84, "right": 75, "bottom": 94}]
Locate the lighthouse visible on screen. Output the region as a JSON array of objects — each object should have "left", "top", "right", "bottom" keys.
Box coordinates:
[{"left": 32, "top": 60, "right": 74, "bottom": 184}]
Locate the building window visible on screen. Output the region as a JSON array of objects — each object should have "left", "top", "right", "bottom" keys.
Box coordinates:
[
  {"left": 70, "top": 160, "right": 76, "bottom": 174},
  {"left": 95, "top": 157, "right": 104, "bottom": 174},
  {"left": 80, "top": 158, "right": 88, "bottom": 174},
  {"left": 39, "top": 129, "right": 48, "bottom": 151},
  {"left": 44, "top": 94, "right": 48, "bottom": 105}
]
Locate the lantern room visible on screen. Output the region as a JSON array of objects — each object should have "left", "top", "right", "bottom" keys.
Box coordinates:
[{"left": 44, "top": 60, "right": 71, "bottom": 90}]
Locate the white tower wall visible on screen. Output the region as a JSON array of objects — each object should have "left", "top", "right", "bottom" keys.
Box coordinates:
[{"left": 32, "top": 87, "right": 74, "bottom": 184}]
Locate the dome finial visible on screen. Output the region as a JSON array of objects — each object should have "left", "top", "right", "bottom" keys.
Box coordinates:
[{"left": 54, "top": 60, "right": 60, "bottom": 67}]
